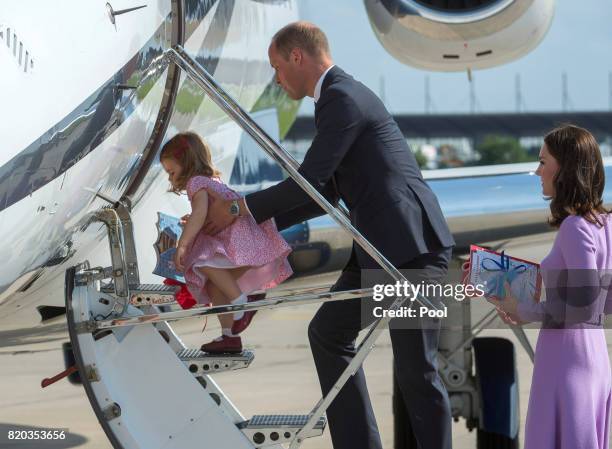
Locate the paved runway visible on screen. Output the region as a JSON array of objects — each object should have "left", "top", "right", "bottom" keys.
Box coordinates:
[{"left": 2, "top": 230, "right": 612, "bottom": 448}]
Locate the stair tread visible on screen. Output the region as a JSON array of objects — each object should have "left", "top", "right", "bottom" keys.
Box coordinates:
[
  {"left": 101, "top": 283, "right": 176, "bottom": 293},
  {"left": 245, "top": 414, "right": 326, "bottom": 429},
  {"left": 178, "top": 349, "right": 254, "bottom": 360}
]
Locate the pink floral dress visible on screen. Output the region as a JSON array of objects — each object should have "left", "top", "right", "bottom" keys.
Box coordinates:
[{"left": 182, "top": 175, "right": 293, "bottom": 304}]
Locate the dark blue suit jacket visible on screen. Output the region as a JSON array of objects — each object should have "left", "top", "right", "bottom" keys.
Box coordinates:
[{"left": 245, "top": 66, "right": 454, "bottom": 268}]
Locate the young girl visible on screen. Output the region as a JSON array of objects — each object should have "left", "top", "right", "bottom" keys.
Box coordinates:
[{"left": 160, "top": 131, "right": 293, "bottom": 354}]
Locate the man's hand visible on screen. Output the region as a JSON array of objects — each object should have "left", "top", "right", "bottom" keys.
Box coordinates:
[{"left": 202, "top": 189, "right": 237, "bottom": 235}]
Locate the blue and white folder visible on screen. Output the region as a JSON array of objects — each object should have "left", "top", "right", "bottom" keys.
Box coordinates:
[
  {"left": 467, "top": 245, "right": 541, "bottom": 303},
  {"left": 153, "top": 212, "right": 185, "bottom": 283}
]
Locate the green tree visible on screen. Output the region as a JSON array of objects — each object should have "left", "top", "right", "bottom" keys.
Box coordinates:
[
  {"left": 474, "top": 135, "right": 536, "bottom": 165},
  {"left": 413, "top": 148, "right": 428, "bottom": 169}
]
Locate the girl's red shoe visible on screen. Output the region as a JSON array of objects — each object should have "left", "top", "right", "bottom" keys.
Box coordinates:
[
  {"left": 231, "top": 293, "right": 264, "bottom": 335},
  {"left": 200, "top": 335, "right": 242, "bottom": 354}
]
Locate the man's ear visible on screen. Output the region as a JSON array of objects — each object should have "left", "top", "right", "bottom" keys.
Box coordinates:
[{"left": 291, "top": 47, "right": 302, "bottom": 65}]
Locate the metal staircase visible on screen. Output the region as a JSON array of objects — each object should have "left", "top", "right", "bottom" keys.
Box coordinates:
[{"left": 65, "top": 41, "right": 534, "bottom": 449}]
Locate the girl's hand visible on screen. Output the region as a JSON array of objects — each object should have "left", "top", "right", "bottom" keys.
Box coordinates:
[
  {"left": 179, "top": 214, "right": 190, "bottom": 227},
  {"left": 486, "top": 281, "right": 525, "bottom": 325},
  {"left": 174, "top": 246, "right": 187, "bottom": 272}
]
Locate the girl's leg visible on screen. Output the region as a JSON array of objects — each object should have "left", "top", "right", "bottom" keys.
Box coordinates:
[
  {"left": 205, "top": 282, "right": 233, "bottom": 330},
  {"left": 198, "top": 266, "right": 242, "bottom": 299},
  {"left": 198, "top": 266, "right": 252, "bottom": 329},
  {"left": 199, "top": 266, "right": 250, "bottom": 299}
]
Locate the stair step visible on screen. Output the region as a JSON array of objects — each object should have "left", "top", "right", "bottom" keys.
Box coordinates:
[
  {"left": 102, "top": 281, "right": 333, "bottom": 308},
  {"left": 239, "top": 414, "right": 326, "bottom": 447},
  {"left": 177, "top": 349, "right": 254, "bottom": 375},
  {"left": 129, "top": 284, "right": 177, "bottom": 306},
  {"left": 87, "top": 286, "right": 371, "bottom": 332},
  {"left": 102, "top": 283, "right": 177, "bottom": 306}
]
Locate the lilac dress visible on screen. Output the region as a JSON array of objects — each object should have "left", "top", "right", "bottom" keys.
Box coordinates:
[
  {"left": 182, "top": 175, "right": 293, "bottom": 305},
  {"left": 518, "top": 214, "right": 612, "bottom": 449}
]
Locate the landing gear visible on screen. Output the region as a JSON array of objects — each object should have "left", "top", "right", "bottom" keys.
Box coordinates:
[
  {"left": 477, "top": 429, "right": 518, "bottom": 449},
  {"left": 392, "top": 337, "right": 520, "bottom": 449},
  {"left": 473, "top": 337, "right": 520, "bottom": 449}
]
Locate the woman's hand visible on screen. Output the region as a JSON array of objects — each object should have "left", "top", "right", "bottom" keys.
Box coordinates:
[
  {"left": 486, "top": 281, "right": 526, "bottom": 325},
  {"left": 495, "top": 307, "right": 523, "bottom": 326},
  {"left": 460, "top": 261, "right": 483, "bottom": 301},
  {"left": 174, "top": 246, "right": 187, "bottom": 272}
]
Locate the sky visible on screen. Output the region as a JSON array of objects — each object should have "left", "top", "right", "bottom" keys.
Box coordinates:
[{"left": 297, "top": 0, "right": 612, "bottom": 116}]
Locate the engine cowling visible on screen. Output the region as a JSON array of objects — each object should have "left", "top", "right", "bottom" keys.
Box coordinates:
[{"left": 364, "top": 0, "right": 555, "bottom": 71}]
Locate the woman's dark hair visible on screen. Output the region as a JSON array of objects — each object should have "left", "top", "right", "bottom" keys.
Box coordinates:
[{"left": 545, "top": 124, "right": 609, "bottom": 228}]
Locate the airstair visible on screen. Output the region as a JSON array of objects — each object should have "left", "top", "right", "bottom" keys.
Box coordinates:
[{"left": 65, "top": 40, "right": 534, "bottom": 449}]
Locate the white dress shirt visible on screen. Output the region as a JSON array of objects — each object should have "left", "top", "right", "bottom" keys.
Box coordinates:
[{"left": 314, "top": 64, "right": 335, "bottom": 103}]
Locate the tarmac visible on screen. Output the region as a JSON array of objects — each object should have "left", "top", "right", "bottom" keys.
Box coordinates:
[{"left": 2, "top": 230, "right": 612, "bottom": 448}]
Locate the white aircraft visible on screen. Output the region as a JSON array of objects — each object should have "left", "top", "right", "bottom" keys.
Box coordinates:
[{"left": 0, "top": 1, "right": 562, "bottom": 448}]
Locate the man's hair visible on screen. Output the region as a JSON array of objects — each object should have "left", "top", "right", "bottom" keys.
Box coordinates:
[{"left": 272, "top": 21, "right": 330, "bottom": 60}]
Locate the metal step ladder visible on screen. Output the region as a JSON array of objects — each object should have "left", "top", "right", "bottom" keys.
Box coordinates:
[{"left": 67, "top": 43, "right": 447, "bottom": 449}]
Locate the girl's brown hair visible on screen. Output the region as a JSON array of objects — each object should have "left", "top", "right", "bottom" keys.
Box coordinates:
[
  {"left": 544, "top": 124, "right": 609, "bottom": 228},
  {"left": 160, "top": 132, "right": 221, "bottom": 195}
]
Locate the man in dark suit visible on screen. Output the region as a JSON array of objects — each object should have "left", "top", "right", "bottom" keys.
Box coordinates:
[{"left": 202, "top": 21, "right": 454, "bottom": 449}]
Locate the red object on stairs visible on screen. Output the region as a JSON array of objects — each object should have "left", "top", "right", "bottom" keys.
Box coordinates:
[{"left": 163, "top": 278, "right": 196, "bottom": 309}]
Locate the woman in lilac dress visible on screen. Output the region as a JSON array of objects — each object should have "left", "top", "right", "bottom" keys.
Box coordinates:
[{"left": 488, "top": 125, "right": 612, "bottom": 449}]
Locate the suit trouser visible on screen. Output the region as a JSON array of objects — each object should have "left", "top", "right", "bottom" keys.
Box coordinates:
[{"left": 307, "top": 246, "right": 453, "bottom": 449}]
